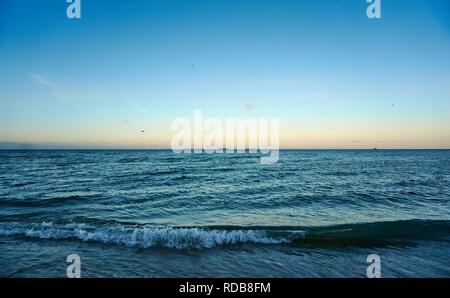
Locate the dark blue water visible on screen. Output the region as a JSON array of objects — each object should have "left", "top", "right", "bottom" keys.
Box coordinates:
[{"left": 0, "top": 150, "right": 449, "bottom": 277}]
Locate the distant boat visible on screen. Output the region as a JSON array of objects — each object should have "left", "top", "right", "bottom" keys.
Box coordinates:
[{"left": 373, "top": 148, "right": 378, "bottom": 150}]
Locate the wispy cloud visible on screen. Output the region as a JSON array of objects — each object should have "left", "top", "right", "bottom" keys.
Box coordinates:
[
  {"left": 29, "top": 72, "right": 65, "bottom": 99},
  {"left": 122, "top": 120, "right": 129, "bottom": 124},
  {"left": 245, "top": 104, "right": 257, "bottom": 110}
]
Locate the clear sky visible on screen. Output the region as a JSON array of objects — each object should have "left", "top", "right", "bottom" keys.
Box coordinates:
[{"left": 0, "top": 0, "right": 449, "bottom": 149}]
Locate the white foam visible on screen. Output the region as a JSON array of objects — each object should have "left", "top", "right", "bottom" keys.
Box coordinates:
[{"left": 0, "top": 222, "right": 288, "bottom": 249}]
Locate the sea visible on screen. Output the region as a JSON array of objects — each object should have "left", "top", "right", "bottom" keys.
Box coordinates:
[{"left": 0, "top": 149, "right": 448, "bottom": 277}]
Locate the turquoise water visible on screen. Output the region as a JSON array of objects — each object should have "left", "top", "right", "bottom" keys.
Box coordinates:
[{"left": 0, "top": 149, "right": 449, "bottom": 277}]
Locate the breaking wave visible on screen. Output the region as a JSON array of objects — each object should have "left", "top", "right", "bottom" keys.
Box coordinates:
[
  {"left": 0, "top": 219, "right": 448, "bottom": 249},
  {"left": 0, "top": 222, "right": 286, "bottom": 249}
]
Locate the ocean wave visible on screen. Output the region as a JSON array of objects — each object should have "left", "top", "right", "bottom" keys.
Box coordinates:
[
  {"left": 0, "top": 219, "right": 448, "bottom": 249},
  {"left": 0, "top": 222, "right": 286, "bottom": 249},
  {"left": 285, "top": 219, "right": 450, "bottom": 247}
]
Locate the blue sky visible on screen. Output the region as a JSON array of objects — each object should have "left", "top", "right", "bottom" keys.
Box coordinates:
[{"left": 0, "top": 0, "right": 449, "bottom": 148}]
